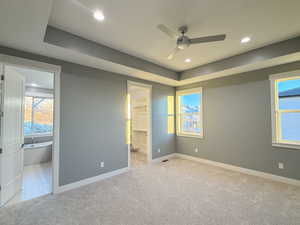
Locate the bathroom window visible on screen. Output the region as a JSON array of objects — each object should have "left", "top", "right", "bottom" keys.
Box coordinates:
[
  {"left": 24, "top": 96, "right": 54, "bottom": 136},
  {"left": 270, "top": 71, "right": 300, "bottom": 149},
  {"left": 176, "top": 87, "right": 203, "bottom": 138}
]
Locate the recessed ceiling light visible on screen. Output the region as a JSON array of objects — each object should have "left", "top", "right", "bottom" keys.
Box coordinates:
[
  {"left": 241, "top": 37, "right": 251, "bottom": 44},
  {"left": 185, "top": 58, "right": 191, "bottom": 63},
  {"left": 31, "top": 83, "right": 38, "bottom": 87},
  {"left": 93, "top": 10, "right": 105, "bottom": 21}
]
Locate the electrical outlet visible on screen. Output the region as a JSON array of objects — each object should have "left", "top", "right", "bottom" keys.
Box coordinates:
[
  {"left": 100, "top": 162, "right": 104, "bottom": 168},
  {"left": 157, "top": 148, "right": 161, "bottom": 153},
  {"left": 278, "top": 162, "right": 284, "bottom": 169},
  {"left": 195, "top": 148, "right": 198, "bottom": 153}
]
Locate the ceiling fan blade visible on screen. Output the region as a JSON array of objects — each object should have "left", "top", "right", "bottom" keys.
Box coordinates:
[
  {"left": 167, "top": 47, "right": 180, "bottom": 60},
  {"left": 157, "top": 24, "right": 178, "bottom": 40},
  {"left": 189, "top": 34, "right": 226, "bottom": 44}
]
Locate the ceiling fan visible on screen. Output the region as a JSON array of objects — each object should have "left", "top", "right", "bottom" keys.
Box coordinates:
[{"left": 157, "top": 24, "right": 226, "bottom": 60}]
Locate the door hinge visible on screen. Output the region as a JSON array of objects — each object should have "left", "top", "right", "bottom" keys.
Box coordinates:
[
  {"left": 0, "top": 185, "right": 1, "bottom": 191},
  {"left": 0, "top": 148, "right": 2, "bottom": 154},
  {"left": 1, "top": 75, "right": 4, "bottom": 81}
]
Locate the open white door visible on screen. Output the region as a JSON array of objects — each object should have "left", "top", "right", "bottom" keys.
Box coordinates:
[{"left": 0, "top": 64, "right": 25, "bottom": 206}]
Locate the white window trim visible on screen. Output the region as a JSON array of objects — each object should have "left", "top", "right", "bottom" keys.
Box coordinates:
[
  {"left": 176, "top": 87, "right": 203, "bottom": 138},
  {"left": 269, "top": 70, "right": 300, "bottom": 150}
]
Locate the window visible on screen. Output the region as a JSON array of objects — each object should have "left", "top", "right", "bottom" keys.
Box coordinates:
[
  {"left": 176, "top": 88, "right": 203, "bottom": 138},
  {"left": 270, "top": 71, "right": 300, "bottom": 149},
  {"left": 24, "top": 96, "right": 53, "bottom": 136}
]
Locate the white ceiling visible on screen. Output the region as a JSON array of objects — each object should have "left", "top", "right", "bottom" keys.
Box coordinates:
[
  {"left": 12, "top": 66, "right": 54, "bottom": 89},
  {"left": 0, "top": 0, "right": 179, "bottom": 86},
  {"left": 49, "top": 0, "right": 300, "bottom": 71},
  {"left": 0, "top": 0, "right": 300, "bottom": 87}
]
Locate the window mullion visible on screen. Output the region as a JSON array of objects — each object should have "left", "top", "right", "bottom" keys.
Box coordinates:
[{"left": 31, "top": 97, "right": 34, "bottom": 132}]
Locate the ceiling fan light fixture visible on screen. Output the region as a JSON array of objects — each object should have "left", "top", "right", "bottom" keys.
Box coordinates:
[
  {"left": 93, "top": 10, "right": 105, "bottom": 22},
  {"left": 241, "top": 37, "right": 251, "bottom": 44}
]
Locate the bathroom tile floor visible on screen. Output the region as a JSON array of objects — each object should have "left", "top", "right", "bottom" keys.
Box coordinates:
[{"left": 6, "top": 162, "right": 52, "bottom": 206}]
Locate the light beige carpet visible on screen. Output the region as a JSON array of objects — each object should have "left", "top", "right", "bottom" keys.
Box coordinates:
[{"left": 1, "top": 158, "right": 300, "bottom": 225}]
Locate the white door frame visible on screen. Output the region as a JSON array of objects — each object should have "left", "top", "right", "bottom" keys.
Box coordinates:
[
  {"left": 127, "top": 80, "right": 152, "bottom": 167},
  {"left": 0, "top": 53, "right": 61, "bottom": 194}
]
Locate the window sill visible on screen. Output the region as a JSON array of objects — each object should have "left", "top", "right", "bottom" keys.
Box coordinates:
[
  {"left": 272, "top": 143, "right": 300, "bottom": 150},
  {"left": 177, "top": 133, "right": 203, "bottom": 139},
  {"left": 25, "top": 133, "right": 53, "bottom": 138}
]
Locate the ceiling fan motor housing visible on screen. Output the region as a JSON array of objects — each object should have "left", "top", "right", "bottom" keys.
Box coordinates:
[{"left": 177, "top": 36, "right": 190, "bottom": 50}]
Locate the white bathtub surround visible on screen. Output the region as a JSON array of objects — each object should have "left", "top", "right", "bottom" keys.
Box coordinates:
[
  {"left": 6, "top": 162, "right": 52, "bottom": 206},
  {"left": 1, "top": 158, "right": 300, "bottom": 225},
  {"left": 24, "top": 142, "right": 52, "bottom": 166}
]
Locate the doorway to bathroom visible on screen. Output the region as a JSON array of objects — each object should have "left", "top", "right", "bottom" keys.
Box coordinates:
[
  {"left": 5, "top": 66, "right": 54, "bottom": 206},
  {"left": 0, "top": 55, "right": 61, "bottom": 207},
  {"left": 127, "top": 81, "right": 152, "bottom": 168}
]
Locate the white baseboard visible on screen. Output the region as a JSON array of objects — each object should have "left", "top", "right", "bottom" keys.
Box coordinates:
[
  {"left": 56, "top": 167, "right": 129, "bottom": 194},
  {"left": 152, "top": 153, "right": 177, "bottom": 163},
  {"left": 175, "top": 153, "right": 300, "bottom": 187}
]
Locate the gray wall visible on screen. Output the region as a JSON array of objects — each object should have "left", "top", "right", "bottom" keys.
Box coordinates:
[
  {"left": 152, "top": 85, "right": 176, "bottom": 158},
  {"left": 0, "top": 46, "right": 176, "bottom": 186},
  {"left": 4, "top": 44, "right": 299, "bottom": 184},
  {"left": 177, "top": 61, "right": 300, "bottom": 181}
]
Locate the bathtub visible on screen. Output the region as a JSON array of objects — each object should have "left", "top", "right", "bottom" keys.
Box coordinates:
[{"left": 24, "top": 141, "right": 52, "bottom": 166}]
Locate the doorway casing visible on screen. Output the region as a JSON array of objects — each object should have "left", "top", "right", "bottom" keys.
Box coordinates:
[
  {"left": 127, "top": 81, "right": 152, "bottom": 167},
  {"left": 0, "top": 53, "right": 61, "bottom": 194}
]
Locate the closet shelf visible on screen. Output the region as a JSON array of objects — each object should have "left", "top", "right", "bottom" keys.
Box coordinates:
[{"left": 132, "top": 129, "right": 148, "bottom": 132}]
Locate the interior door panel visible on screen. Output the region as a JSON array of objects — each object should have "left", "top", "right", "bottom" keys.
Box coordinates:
[{"left": 0, "top": 65, "right": 25, "bottom": 206}]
